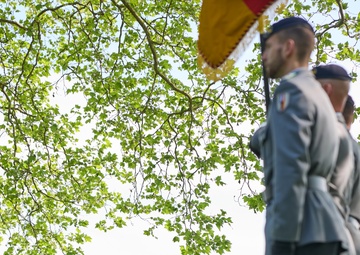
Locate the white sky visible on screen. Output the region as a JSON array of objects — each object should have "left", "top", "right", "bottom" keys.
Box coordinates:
[{"left": 81, "top": 177, "right": 266, "bottom": 255}]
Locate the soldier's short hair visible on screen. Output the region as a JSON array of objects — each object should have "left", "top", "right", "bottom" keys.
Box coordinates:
[
  {"left": 278, "top": 27, "right": 314, "bottom": 62},
  {"left": 264, "top": 17, "right": 315, "bottom": 62}
]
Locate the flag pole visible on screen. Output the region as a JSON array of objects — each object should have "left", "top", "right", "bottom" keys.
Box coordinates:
[{"left": 260, "top": 33, "right": 271, "bottom": 113}]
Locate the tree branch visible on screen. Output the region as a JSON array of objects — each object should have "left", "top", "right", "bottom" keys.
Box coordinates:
[{"left": 113, "top": 0, "right": 192, "bottom": 103}]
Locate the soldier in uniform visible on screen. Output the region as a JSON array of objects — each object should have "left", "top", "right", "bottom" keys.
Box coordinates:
[
  {"left": 250, "top": 17, "right": 349, "bottom": 255},
  {"left": 343, "top": 95, "right": 360, "bottom": 255},
  {"left": 313, "top": 64, "right": 355, "bottom": 254}
]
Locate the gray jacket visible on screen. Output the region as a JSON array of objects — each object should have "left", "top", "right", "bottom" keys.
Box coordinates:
[
  {"left": 346, "top": 138, "right": 360, "bottom": 255},
  {"left": 251, "top": 69, "right": 349, "bottom": 250},
  {"left": 329, "top": 114, "right": 354, "bottom": 218},
  {"left": 347, "top": 139, "right": 360, "bottom": 221}
]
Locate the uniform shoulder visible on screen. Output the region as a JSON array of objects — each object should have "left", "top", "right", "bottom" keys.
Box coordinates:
[
  {"left": 289, "top": 70, "right": 319, "bottom": 88},
  {"left": 277, "top": 70, "right": 318, "bottom": 91}
]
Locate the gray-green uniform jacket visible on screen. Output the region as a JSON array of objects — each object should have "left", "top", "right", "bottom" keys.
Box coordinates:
[
  {"left": 250, "top": 69, "right": 349, "bottom": 253},
  {"left": 348, "top": 139, "right": 360, "bottom": 220},
  {"left": 329, "top": 114, "right": 354, "bottom": 218},
  {"left": 345, "top": 138, "right": 360, "bottom": 255}
]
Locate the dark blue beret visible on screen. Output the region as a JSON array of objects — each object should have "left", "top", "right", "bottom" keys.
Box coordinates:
[
  {"left": 264, "top": 17, "right": 315, "bottom": 40},
  {"left": 313, "top": 64, "right": 352, "bottom": 81}
]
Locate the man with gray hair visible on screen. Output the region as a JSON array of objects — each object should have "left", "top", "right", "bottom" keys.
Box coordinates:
[{"left": 313, "top": 64, "right": 356, "bottom": 255}]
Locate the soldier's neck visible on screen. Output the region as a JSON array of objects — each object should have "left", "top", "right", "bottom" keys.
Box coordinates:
[{"left": 281, "top": 60, "right": 308, "bottom": 78}]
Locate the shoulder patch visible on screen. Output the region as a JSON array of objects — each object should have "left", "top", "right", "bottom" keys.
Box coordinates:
[{"left": 276, "top": 92, "right": 290, "bottom": 112}]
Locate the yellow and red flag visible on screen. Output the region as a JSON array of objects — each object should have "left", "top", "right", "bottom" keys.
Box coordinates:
[{"left": 198, "top": 0, "right": 288, "bottom": 81}]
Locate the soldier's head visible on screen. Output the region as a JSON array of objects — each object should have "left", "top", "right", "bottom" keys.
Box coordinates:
[
  {"left": 313, "top": 64, "right": 352, "bottom": 113},
  {"left": 262, "top": 17, "right": 315, "bottom": 78},
  {"left": 343, "top": 95, "right": 355, "bottom": 130}
]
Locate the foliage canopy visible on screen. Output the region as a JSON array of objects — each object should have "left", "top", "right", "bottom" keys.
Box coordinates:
[{"left": 0, "top": 0, "right": 359, "bottom": 254}]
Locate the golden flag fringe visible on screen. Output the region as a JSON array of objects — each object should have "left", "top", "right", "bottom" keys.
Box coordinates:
[{"left": 197, "top": 0, "right": 289, "bottom": 82}]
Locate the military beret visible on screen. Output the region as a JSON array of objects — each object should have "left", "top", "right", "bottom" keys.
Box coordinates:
[
  {"left": 263, "top": 17, "right": 315, "bottom": 40},
  {"left": 313, "top": 64, "right": 352, "bottom": 81}
]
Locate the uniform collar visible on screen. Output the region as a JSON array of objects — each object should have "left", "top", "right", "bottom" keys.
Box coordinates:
[
  {"left": 336, "top": 112, "right": 346, "bottom": 124},
  {"left": 281, "top": 67, "right": 308, "bottom": 81}
]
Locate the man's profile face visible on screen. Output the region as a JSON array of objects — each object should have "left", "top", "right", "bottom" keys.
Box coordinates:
[{"left": 262, "top": 34, "right": 286, "bottom": 79}]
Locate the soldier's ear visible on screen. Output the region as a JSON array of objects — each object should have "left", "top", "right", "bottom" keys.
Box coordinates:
[
  {"left": 322, "top": 83, "right": 333, "bottom": 95},
  {"left": 283, "top": 39, "right": 295, "bottom": 57}
]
